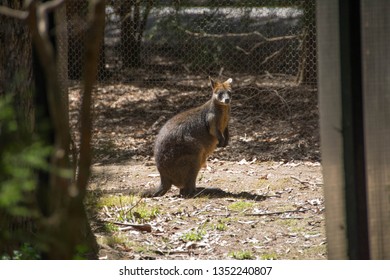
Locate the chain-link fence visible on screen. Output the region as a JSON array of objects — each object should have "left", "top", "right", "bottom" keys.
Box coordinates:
[
  {"left": 65, "top": 0, "right": 316, "bottom": 83},
  {"left": 64, "top": 0, "right": 319, "bottom": 162}
]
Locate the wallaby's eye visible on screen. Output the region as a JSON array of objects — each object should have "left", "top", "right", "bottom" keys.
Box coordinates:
[{"left": 217, "top": 90, "right": 229, "bottom": 98}]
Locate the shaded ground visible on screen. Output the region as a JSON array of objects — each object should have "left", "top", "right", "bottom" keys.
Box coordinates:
[{"left": 69, "top": 73, "right": 324, "bottom": 259}]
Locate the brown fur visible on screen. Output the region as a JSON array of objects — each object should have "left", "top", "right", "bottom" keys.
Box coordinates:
[{"left": 143, "top": 77, "right": 232, "bottom": 197}]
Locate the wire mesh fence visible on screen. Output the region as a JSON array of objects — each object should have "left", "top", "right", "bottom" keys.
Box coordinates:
[
  {"left": 64, "top": 0, "right": 319, "bottom": 162},
  {"left": 65, "top": 0, "right": 316, "bottom": 83}
]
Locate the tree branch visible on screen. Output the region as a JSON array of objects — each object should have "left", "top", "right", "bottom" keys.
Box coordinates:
[
  {"left": 236, "top": 34, "right": 298, "bottom": 55},
  {"left": 40, "top": 0, "right": 65, "bottom": 13},
  {"left": 0, "top": 0, "right": 64, "bottom": 20},
  {"left": 259, "top": 45, "right": 287, "bottom": 65},
  {"left": 180, "top": 27, "right": 299, "bottom": 59},
  {"left": 25, "top": 0, "right": 70, "bottom": 157},
  {"left": 0, "top": 5, "right": 28, "bottom": 20},
  {"left": 181, "top": 27, "right": 298, "bottom": 41},
  {"left": 111, "top": 221, "right": 152, "bottom": 232},
  {"left": 244, "top": 208, "right": 307, "bottom": 217},
  {"left": 76, "top": 0, "right": 106, "bottom": 197}
]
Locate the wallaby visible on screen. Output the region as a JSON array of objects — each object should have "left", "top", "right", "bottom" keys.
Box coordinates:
[{"left": 144, "top": 77, "right": 232, "bottom": 197}]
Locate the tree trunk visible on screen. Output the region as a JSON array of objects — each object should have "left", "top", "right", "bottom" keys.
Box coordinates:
[
  {"left": 296, "top": 0, "right": 317, "bottom": 85},
  {"left": 0, "top": 0, "right": 100, "bottom": 259},
  {"left": 0, "top": 0, "right": 36, "bottom": 256},
  {"left": 119, "top": 0, "right": 153, "bottom": 68},
  {"left": 0, "top": 0, "right": 34, "bottom": 132},
  {"left": 29, "top": 0, "right": 100, "bottom": 259}
]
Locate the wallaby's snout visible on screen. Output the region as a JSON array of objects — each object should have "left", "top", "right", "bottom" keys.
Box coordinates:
[{"left": 217, "top": 91, "right": 231, "bottom": 105}]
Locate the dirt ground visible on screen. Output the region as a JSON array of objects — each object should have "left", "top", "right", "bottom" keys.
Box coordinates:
[{"left": 69, "top": 74, "right": 325, "bottom": 260}]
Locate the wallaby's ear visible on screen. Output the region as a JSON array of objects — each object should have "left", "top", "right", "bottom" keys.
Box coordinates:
[
  {"left": 209, "top": 76, "right": 217, "bottom": 89},
  {"left": 224, "top": 78, "right": 233, "bottom": 85}
]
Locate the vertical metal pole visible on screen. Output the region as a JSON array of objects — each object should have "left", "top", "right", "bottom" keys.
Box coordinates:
[
  {"left": 318, "top": 0, "right": 370, "bottom": 259},
  {"left": 338, "top": 0, "right": 370, "bottom": 259},
  {"left": 361, "top": 0, "right": 390, "bottom": 259},
  {"left": 317, "top": 0, "right": 348, "bottom": 259}
]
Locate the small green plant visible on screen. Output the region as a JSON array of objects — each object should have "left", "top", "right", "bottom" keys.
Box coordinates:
[
  {"left": 135, "top": 245, "right": 151, "bottom": 254},
  {"left": 0, "top": 95, "right": 52, "bottom": 257},
  {"left": 73, "top": 245, "right": 89, "bottom": 260},
  {"left": 261, "top": 252, "right": 278, "bottom": 260},
  {"left": 1, "top": 243, "right": 40, "bottom": 260},
  {"left": 229, "top": 250, "right": 255, "bottom": 260},
  {"left": 215, "top": 222, "right": 227, "bottom": 231},
  {"left": 103, "top": 235, "right": 131, "bottom": 248},
  {"left": 95, "top": 195, "right": 160, "bottom": 223},
  {"left": 0, "top": 97, "right": 52, "bottom": 216},
  {"left": 130, "top": 205, "right": 160, "bottom": 223},
  {"left": 228, "top": 201, "right": 254, "bottom": 212},
  {"left": 181, "top": 228, "right": 206, "bottom": 242},
  {"left": 103, "top": 222, "right": 120, "bottom": 233},
  {"left": 96, "top": 195, "right": 138, "bottom": 208}
]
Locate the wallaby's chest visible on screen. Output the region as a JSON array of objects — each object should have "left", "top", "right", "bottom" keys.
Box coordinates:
[{"left": 210, "top": 104, "right": 230, "bottom": 129}]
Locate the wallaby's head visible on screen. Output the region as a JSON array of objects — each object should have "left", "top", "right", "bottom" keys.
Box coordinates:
[{"left": 210, "top": 77, "right": 232, "bottom": 106}]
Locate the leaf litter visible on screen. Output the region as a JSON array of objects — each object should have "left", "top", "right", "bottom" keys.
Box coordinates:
[{"left": 70, "top": 75, "right": 325, "bottom": 260}]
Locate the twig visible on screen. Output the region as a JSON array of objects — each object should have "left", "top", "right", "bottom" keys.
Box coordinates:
[
  {"left": 234, "top": 86, "right": 270, "bottom": 102},
  {"left": 152, "top": 249, "right": 191, "bottom": 256},
  {"left": 181, "top": 27, "right": 297, "bottom": 41},
  {"left": 259, "top": 45, "right": 287, "bottom": 66},
  {"left": 291, "top": 175, "right": 317, "bottom": 188},
  {"left": 234, "top": 86, "right": 292, "bottom": 122},
  {"left": 271, "top": 88, "right": 292, "bottom": 123},
  {"left": 236, "top": 34, "right": 298, "bottom": 55},
  {"left": 244, "top": 208, "right": 306, "bottom": 217},
  {"left": 111, "top": 221, "right": 152, "bottom": 232},
  {"left": 122, "top": 196, "right": 144, "bottom": 217}
]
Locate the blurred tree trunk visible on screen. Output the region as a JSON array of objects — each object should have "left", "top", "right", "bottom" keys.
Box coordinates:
[
  {"left": 29, "top": 0, "right": 102, "bottom": 259},
  {"left": 0, "top": 0, "right": 102, "bottom": 259},
  {"left": 119, "top": 0, "right": 153, "bottom": 68},
  {"left": 32, "top": 0, "right": 56, "bottom": 219},
  {"left": 0, "top": 0, "right": 35, "bottom": 255},
  {"left": 296, "top": 0, "right": 317, "bottom": 85},
  {"left": 0, "top": 0, "right": 34, "bottom": 132}
]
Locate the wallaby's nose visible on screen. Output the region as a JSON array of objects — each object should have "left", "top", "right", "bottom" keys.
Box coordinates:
[{"left": 224, "top": 98, "right": 230, "bottom": 104}]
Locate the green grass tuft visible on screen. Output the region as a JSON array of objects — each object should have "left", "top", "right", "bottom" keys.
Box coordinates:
[
  {"left": 260, "top": 252, "right": 278, "bottom": 260},
  {"left": 215, "top": 222, "right": 227, "bottom": 231},
  {"left": 181, "top": 229, "right": 206, "bottom": 242},
  {"left": 229, "top": 250, "right": 255, "bottom": 260},
  {"left": 228, "top": 201, "right": 254, "bottom": 212}
]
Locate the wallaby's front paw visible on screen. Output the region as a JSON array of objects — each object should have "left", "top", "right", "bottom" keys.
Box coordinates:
[
  {"left": 217, "top": 137, "right": 228, "bottom": 147},
  {"left": 217, "top": 137, "right": 225, "bottom": 147},
  {"left": 222, "top": 139, "right": 229, "bottom": 147}
]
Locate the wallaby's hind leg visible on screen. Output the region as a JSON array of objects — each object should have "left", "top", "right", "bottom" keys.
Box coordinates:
[
  {"left": 179, "top": 168, "right": 199, "bottom": 197},
  {"left": 142, "top": 176, "right": 172, "bottom": 197}
]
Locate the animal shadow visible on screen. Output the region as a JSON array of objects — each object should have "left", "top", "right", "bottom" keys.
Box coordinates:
[{"left": 191, "top": 187, "right": 268, "bottom": 202}]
